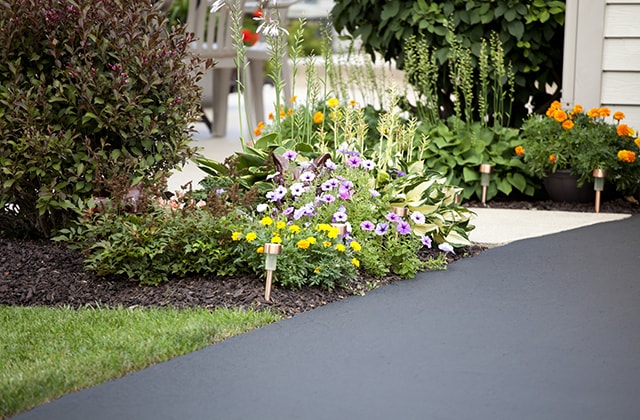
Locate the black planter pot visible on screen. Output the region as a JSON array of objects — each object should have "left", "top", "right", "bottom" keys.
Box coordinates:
[{"left": 543, "top": 169, "right": 593, "bottom": 203}]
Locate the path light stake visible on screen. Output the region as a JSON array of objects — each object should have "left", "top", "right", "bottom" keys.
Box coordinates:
[
  {"left": 479, "top": 164, "right": 494, "bottom": 205},
  {"left": 263, "top": 243, "right": 282, "bottom": 302},
  {"left": 331, "top": 223, "right": 348, "bottom": 238},
  {"left": 593, "top": 168, "right": 606, "bottom": 213}
]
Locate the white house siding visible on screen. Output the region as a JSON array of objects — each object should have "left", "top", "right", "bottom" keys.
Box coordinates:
[{"left": 563, "top": 0, "right": 640, "bottom": 130}]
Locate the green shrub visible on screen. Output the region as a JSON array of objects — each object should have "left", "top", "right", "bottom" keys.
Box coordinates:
[
  {"left": 56, "top": 195, "right": 238, "bottom": 285},
  {"left": 0, "top": 0, "right": 207, "bottom": 237},
  {"left": 331, "top": 0, "right": 566, "bottom": 125}
]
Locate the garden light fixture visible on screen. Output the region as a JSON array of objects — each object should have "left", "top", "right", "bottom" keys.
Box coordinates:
[
  {"left": 479, "top": 164, "right": 494, "bottom": 205},
  {"left": 593, "top": 168, "right": 606, "bottom": 213},
  {"left": 391, "top": 206, "right": 408, "bottom": 217},
  {"left": 263, "top": 243, "right": 282, "bottom": 301}
]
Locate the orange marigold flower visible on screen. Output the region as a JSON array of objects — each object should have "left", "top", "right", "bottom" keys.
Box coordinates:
[
  {"left": 279, "top": 108, "right": 286, "bottom": 118},
  {"left": 635, "top": 137, "right": 640, "bottom": 149},
  {"left": 313, "top": 111, "right": 324, "bottom": 124},
  {"left": 598, "top": 107, "right": 611, "bottom": 118},
  {"left": 549, "top": 154, "right": 557, "bottom": 164},
  {"left": 617, "top": 123, "right": 635, "bottom": 137},
  {"left": 268, "top": 112, "right": 274, "bottom": 120},
  {"left": 553, "top": 110, "right": 568, "bottom": 123},
  {"left": 562, "top": 120, "right": 574, "bottom": 130},
  {"left": 349, "top": 99, "right": 357, "bottom": 107},
  {"left": 515, "top": 145, "right": 525, "bottom": 156},
  {"left": 545, "top": 107, "right": 556, "bottom": 118},
  {"left": 587, "top": 108, "right": 600, "bottom": 118},
  {"left": 287, "top": 107, "right": 293, "bottom": 116},
  {"left": 289, "top": 95, "right": 297, "bottom": 103},
  {"left": 572, "top": 104, "right": 584, "bottom": 114},
  {"left": 256, "top": 246, "right": 264, "bottom": 253},
  {"left": 253, "top": 127, "right": 262, "bottom": 136},
  {"left": 614, "top": 111, "right": 625, "bottom": 121},
  {"left": 617, "top": 150, "right": 636, "bottom": 163},
  {"left": 550, "top": 100, "right": 562, "bottom": 110}
]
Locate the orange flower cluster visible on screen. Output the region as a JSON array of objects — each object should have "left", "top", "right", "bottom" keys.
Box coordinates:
[
  {"left": 254, "top": 121, "right": 265, "bottom": 136},
  {"left": 514, "top": 145, "right": 525, "bottom": 156},
  {"left": 617, "top": 123, "right": 636, "bottom": 137},
  {"left": 586, "top": 106, "right": 611, "bottom": 119},
  {"left": 549, "top": 154, "right": 557, "bottom": 164},
  {"left": 617, "top": 150, "right": 636, "bottom": 163},
  {"left": 313, "top": 111, "right": 324, "bottom": 124}
]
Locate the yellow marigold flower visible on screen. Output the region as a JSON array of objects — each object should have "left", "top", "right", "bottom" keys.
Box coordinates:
[
  {"left": 349, "top": 241, "right": 362, "bottom": 252},
  {"left": 276, "top": 220, "right": 286, "bottom": 230},
  {"left": 515, "top": 145, "right": 525, "bottom": 156},
  {"left": 351, "top": 258, "right": 360, "bottom": 268},
  {"left": 289, "top": 95, "right": 297, "bottom": 103},
  {"left": 635, "top": 137, "right": 640, "bottom": 149},
  {"left": 246, "top": 232, "right": 257, "bottom": 242},
  {"left": 306, "top": 236, "right": 317, "bottom": 245},
  {"left": 260, "top": 216, "right": 273, "bottom": 226},
  {"left": 573, "top": 104, "right": 584, "bottom": 114},
  {"left": 553, "top": 110, "right": 568, "bottom": 123},
  {"left": 280, "top": 108, "right": 286, "bottom": 118},
  {"left": 327, "top": 227, "right": 339, "bottom": 239},
  {"left": 327, "top": 97, "right": 340, "bottom": 108},
  {"left": 598, "top": 107, "right": 611, "bottom": 118},
  {"left": 323, "top": 241, "right": 331, "bottom": 248},
  {"left": 335, "top": 243, "right": 346, "bottom": 252},
  {"left": 297, "top": 239, "right": 310, "bottom": 249},
  {"left": 316, "top": 223, "right": 331, "bottom": 232},
  {"left": 549, "top": 154, "right": 557, "bottom": 164},
  {"left": 562, "top": 120, "right": 574, "bottom": 130},
  {"left": 256, "top": 246, "right": 264, "bottom": 253},
  {"left": 288, "top": 107, "right": 294, "bottom": 116},
  {"left": 270, "top": 236, "right": 282, "bottom": 244},
  {"left": 617, "top": 124, "right": 635, "bottom": 137},
  {"left": 314, "top": 266, "right": 321, "bottom": 273},
  {"left": 289, "top": 224, "right": 301, "bottom": 233},
  {"left": 614, "top": 111, "right": 625, "bottom": 121},
  {"left": 587, "top": 108, "right": 600, "bottom": 118},
  {"left": 313, "top": 111, "right": 324, "bottom": 124},
  {"left": 349, "top": 99, "right": 357, "bottom": 107},
  {"left": 231, "top": 231, "right": 243, "bottom": 241},
  {"left": 618, "top": 150, "right": 636, "bottom": 163}
]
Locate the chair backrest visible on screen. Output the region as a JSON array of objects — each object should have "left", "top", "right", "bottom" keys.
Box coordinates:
[{"left": 186, "top": 0, "right": 243, "bottom": 59}]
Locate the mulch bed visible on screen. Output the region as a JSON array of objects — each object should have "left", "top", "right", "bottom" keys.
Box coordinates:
[{"left": 2, "top": 196, "right": 638, "bottom": 317}]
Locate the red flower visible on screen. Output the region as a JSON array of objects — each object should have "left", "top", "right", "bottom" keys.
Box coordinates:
[{"left": 241, "top": 29, "right": 259, "bottom": 46}]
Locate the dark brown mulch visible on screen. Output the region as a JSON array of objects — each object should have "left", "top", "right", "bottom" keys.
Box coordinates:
[
  {"left": 2, "top": 196, "right": 638, "bottom": 317},
  {"left": 0, "top": 237, "right": 483, "bottom": 317}
]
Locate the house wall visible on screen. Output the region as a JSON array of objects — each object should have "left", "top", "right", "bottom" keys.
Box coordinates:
[{"left": 562, "top": 0, "right": 640, "bottom": 130}]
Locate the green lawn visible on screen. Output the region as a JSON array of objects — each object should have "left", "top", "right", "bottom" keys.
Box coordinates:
[{"left": 0, "top": 305, "right": 281, "bottom": 419}]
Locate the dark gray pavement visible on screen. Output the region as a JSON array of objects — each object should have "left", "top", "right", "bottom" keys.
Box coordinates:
[{"left": 13, "top": 215, "right": 640, "bottom": 420}]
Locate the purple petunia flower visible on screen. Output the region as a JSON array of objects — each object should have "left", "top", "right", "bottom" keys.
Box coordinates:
[
  {"left": 299, "top": 171, "right": 316, "bottom": 183},
  {"left": 325, "top": 159, "right": 337, "bottom": 170},
  {"left": 375, "top": 222, "right": 389, "bottom": 236},
  {"left": 410, "top": 211, "right": 426, "bottom": 224},
  {"left": 438, "top": 243, "right": 455, "bottom": 254},
  {"left": 362, "top": 160, "right": 376, "bottom": 170},
  {"left": 385, "top": 212, "right": 400, "bottom": 223},
  {"left": 321, "top": 178, "right": 339, "bottom": 191},
  {"left": 340, "top": 180, "right": 354, "bottom": 190},
  {"left": 360, "top": 220, "right": 375, "bottom": 231},
  {"left": 396, "top": 220, "right": 412, "bottom": 235},
  {"left": 283, "top": 206, "right": 294, "bottom": 215},
  {"left": 369, "top": 189, "right": 381, "bottom": 198},
  {"left": 266, "top": 186, "right": 287, "bottom": 202},
  {"left": 421, "top": 236, "right": 432, "bottom": 248},
  {"left": 289, "top": 182, "right": 306, "bottom": 197},
  {"left": 332, "top": 209, "right": 348, "bottom": 223},
  {"left": 347, "top": 155, "right": 362, "bottom": 168},
  {"left": 321, "top": 193, "right": 336, "bottom": 203},
  {"left": 283, "top": 150, "right": 298, "bottom": 160}
]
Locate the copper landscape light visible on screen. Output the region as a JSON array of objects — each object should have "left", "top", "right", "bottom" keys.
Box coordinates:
[
  {"left": 479, "top": 164, "right": 494, "bottom": 205},
  {"left": 263, "top": 243, "right": 282, "bottom": 301},
  {"left": 593, "top": 168, "right": 606, "bottom": 213}
]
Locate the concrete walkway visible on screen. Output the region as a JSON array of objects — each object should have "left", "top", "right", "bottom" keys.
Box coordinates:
[{"left": 13, "top": 215, "right": 640, "bottom": 419}]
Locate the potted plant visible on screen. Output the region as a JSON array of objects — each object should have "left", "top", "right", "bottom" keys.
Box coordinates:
[{"left": 517, "top": 101, "right": 640, "bottom": 201}]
